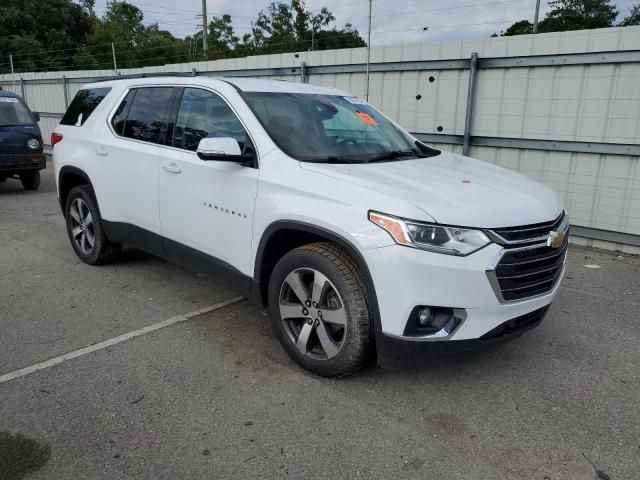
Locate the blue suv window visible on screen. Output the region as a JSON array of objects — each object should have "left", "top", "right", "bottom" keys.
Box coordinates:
[
  {"left": 61, "top": 87, "right": 111, "bottom": 126},
  {"left": 0, "top": 96, "right": 34, "bottom": 126}
]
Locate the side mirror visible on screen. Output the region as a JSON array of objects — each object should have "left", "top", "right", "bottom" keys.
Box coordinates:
[
  {"left": 196, "top": 137, "right": 256, "bottom": 167},
  {"left": 33, "top": 112, "right": 40, "bottom": 122},
  {"left": 197, "top": 137, "right": 241, "bottom": 159}
]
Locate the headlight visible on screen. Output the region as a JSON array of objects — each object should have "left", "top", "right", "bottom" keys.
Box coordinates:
[
  {"left": 26, "top": 138, "right": 40, "bottom": 150},
  {"left": 369, "top": 211, "right": 491, "bottom": 256}
]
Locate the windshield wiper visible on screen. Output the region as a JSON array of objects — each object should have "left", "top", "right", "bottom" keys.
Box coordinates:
[
  {"left": 304, "top": 151, "right": 425, "bottom": 164},
  {"left": 364, "top": 150, "right": 425, "bottom": 162},
  {"left": 306, "top": 156, "right": 366, "bottom": 163}
]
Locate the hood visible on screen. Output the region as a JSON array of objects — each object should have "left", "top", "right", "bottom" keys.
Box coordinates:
[
  {"left": 300, "top": 151, "right": 563, "bottom": 228},
  {"left": 0, "top": 125, "right": 41, "bottom": 155}
]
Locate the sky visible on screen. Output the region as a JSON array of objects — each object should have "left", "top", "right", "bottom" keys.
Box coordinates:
[{"left": 92, "top": 0, "right": 638, "bottom": 46}]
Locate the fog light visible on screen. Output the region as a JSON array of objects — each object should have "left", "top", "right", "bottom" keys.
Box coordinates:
[
  {"left": 417, "top": 307, "right": 433, "bottom": 327},
  {"left": 405, "top": 305, "right": 464, "bottom": 338}
]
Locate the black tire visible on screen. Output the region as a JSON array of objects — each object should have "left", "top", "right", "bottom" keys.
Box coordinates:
[
  {"left": 268, "top": 242, "right": 373, "bottom": 377},
  {"left": 21, "top": 171, "right": 40, "bottom": 190},
  {"left": 64, "top": 185, "right": 121, "bottom": 265}
]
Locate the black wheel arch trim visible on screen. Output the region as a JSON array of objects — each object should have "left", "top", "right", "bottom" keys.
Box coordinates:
[
  {"left": 254, "top": 220, "right": 382, "bottom": 333},
  {"left": 58, "top": 165, "right": 93, "bottom": 212}
]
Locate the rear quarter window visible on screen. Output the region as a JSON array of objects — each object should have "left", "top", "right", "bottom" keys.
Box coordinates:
[{"left": 60, "top": 87, "right": 111, "bottom": 126}]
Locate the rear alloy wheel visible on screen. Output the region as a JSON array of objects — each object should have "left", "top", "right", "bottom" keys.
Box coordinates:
[
  {"left": 268, "top": 242, "right": 373, "bottom": 377},
  {"left": 65, "top": 185, "right": 121, "bottom": 265},
  {"left": 21, "top": 171, "right": 40, "bottom": 190},
  {"left": 69, "top": 197, "right": 95, "bottom": 255}
]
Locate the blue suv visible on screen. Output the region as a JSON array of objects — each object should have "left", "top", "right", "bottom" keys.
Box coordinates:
[{"left": 0, "top": 90, "right": 44, "bottom": 190}]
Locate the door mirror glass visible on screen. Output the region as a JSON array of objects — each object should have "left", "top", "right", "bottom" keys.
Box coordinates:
[
  {"left": 33, "top": 112, "right": 40, "bottom": 122},
  {"left": 196, "top": 137, "right": 242, "bottom": 160}
]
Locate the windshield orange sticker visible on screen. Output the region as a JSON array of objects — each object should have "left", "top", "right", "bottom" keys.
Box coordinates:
[{"left": 355, "top": 111, "right": 377, "bottom": 126}]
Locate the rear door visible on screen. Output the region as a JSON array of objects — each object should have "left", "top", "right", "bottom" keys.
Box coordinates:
[
  {"left": 158, "top": 86, "right": 259, "bottom": 278},
  {"left": 95, "top": 86, "right": 177, "bottom": 252}
]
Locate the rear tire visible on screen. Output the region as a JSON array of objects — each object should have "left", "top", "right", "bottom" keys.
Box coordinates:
[
  {"left": 268, "top": 242, "right": 373, "bottom": 377},
  {"left": 65, "top": 185, "right": 121, "bottom": 265},
  {"left": 21, "top": 171, "right": 40, "bottom": 190}
]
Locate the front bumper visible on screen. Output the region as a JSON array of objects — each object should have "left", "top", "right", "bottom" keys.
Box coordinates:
[
  {"left": 376, "top": 305, "right": 550, "bottom": 369},
  {"left": 365, "top": 242, "right": 565, "bottom": 361},
  {"left": 0, "top": 153, "right": 46, "bottom": 172}
]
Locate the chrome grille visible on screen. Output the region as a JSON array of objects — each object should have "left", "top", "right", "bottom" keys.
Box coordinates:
[
  {"left": 489, "top": 212, "right": 566, "bottom": 245},
  {"left": 487, "top": 213, "right": 569, "bottom": 302}
]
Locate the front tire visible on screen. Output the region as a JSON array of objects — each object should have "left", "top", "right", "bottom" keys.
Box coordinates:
[
  {"left": 21, "top": 171, "right": 40, "bottom": 190},
  {"left": 65, "top": 185, "right": 121, "bottom": 265},
  {"left": 268, "top": 242, "right": 373, "bottom": 377}
]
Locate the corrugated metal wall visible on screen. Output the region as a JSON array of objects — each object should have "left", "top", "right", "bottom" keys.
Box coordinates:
[{"left": 2, "top": 26, "right": 639, "bottom": 253}]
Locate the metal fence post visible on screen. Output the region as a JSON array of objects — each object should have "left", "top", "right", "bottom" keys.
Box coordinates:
[
  {"left": 19, "top": 78, "right": 26, "bottom": 101},
  {"left": 300, "top": 61, "right": 307, "bottom": 83},
  {"left": 462, "top": 52, "right": 478, "bottom": 157},
  {"left": 62, "top": 75, "right": 69, "bottom": 108}
]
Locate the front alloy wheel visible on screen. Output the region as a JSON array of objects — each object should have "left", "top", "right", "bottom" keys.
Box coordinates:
[
  {"left": 279, "top": 268, "right": 348, "bottom": 360},
  {"left": 268, "top": 242, "right": 373, "bottom": 377}
]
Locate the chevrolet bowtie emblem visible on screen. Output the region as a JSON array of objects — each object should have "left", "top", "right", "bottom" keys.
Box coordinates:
[{"left": 547, "top": 230, "right": 566, "bottom": 248}]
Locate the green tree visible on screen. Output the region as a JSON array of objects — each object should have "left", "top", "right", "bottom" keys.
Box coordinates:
[
  {"left": 539, "top": 0, "right": 618, "bottom": 32},
  {"left": 503, "top": 0, "right": 618, "bottom": 36},
  {"left": 188, "top": 14, "right": 240, "bottom": 59},
  {"left": 619, "top": 4, "right": 640, "bottom": 25},
  {"left": 82, "top": 1, "right": 186, "bottom": 70},
  {"left": 502, "top": 20, "right": 534, "bottom": 36},
  {"left": 246, "top": 0, "right": 365, "bottom": 54},
  {"left": 0, "top": 0, "right": 93, "bottom": 73},
  {"left": 209, "top": 14, "right": 239, "bottom": 54}
]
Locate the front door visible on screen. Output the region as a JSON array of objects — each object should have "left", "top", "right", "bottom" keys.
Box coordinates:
[{"left": 158, "top": 87, "right": 259, "bottom": 280}]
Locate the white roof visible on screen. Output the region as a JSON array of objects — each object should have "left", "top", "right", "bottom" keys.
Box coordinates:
[
  {"left": 85, "top": 75, "right": 347, "bottom": 96},
  {"left": 224, "top": 77, "right": 344, "bottom": 95}
]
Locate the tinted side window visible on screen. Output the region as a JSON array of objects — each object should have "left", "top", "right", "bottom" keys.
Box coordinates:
[
  {"left": 173, "top": 88, "right": 247, "bottom": 152},
  {"left": 61, "top": 88, "right": 111, "bottom": 126},
  {"left": 111, "top": 90, "right": 136, "bottom": 136},
  {"left": 123, "top": 87, "right": 174, "bottom": 144}
]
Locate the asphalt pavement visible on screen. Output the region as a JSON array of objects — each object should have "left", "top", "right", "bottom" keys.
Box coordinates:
[{"left": 1, "top": 164, "right": 639, "bottom": 479}]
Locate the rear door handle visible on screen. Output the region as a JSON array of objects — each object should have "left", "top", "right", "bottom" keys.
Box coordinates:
[
  {"left": 96, "top": 146, "right": 108, "bottom": 156},
  {"left": 163, "top": 162, "right": 182, "bottom": 174}
]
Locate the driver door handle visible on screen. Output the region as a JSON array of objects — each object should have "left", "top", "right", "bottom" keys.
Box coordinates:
[{"left": 163, "top": 162, "right": 182, "bottom": 174}]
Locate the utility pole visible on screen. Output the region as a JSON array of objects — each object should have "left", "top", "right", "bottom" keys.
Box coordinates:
[
  {"left": 365, "top": 0, "right": 372, "bottom": 101},
  {"left": 9, "top": 54, "right": 16, "bottom": 90},
  {"left": 533, "top": 0, "right": 541, "bottom": 33},
  {"left": 111, "top": 42, "right": 118, "bottom": 75},
  {"left": 201, "top": 0, "right": 208, "bottom": 53}
]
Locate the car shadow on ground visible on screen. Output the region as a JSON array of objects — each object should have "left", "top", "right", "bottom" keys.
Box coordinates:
[
  {"left": 0, "top": 178, "right": 31, "bottom": 195},
  {"left": 118, "top": 247, "right": 159, "bottom": 264}
]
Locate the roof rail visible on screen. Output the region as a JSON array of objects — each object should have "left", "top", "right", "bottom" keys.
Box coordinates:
[{"left": 94, "top": 70, "right": 199, "bottom": 82}]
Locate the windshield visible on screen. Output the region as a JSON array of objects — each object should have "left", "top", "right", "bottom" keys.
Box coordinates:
[
  {"left": 243, "top": 92, "right": 438, "bottom": 162},
  {"left": 0, "top": 97, "right": 34, "bottom": 126}
]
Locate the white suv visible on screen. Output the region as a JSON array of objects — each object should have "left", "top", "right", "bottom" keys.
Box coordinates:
[{"left": 52, "top": 75, "right": 569, "bottom": 377}]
